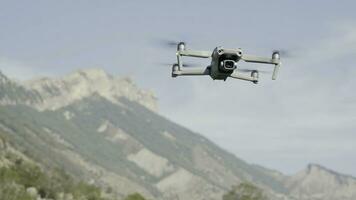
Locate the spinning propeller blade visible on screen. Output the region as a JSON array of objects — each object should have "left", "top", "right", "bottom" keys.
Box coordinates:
[
  {"left": 158, "top": 62, "right": 196, "bottom": 67},
  {"left": 272, "top": 49, "right": 294, "bottom": 58},
  {"left": 155, "top": 39, "right": 186, "bottom": 49}
]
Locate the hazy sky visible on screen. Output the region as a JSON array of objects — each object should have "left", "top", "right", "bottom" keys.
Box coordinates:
[{"left": 1, "top": 0, "right": 356, "bottom": 176}]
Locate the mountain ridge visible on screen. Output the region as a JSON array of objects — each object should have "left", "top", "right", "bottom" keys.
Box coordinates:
[
  {"left": 0, "top": 69, "right": 158, "bottom": 112},
  {"left": 305, "top": 163, "right": 356, "bottom": 179},
  {"left": 0, "top": 69, "right": 355, "bottom": 200}
]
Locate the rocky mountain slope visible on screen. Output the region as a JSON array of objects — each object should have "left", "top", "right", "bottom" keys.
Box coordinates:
[
  {"left": 0, "top": 69, "right": 355, "bottom": 200},
  {"left": 286, "top": 164, "right": 356, "bottom": 200}
]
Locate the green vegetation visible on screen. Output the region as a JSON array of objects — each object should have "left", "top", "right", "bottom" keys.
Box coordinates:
[
  {"left": 124, "top": 193, "right": 146, "bottom": 200},
  {"left": 0, "top": 152, "right": 106, "bottom": 200},
  {"left": 223, "top": 183, "right": 267, "bottom": 200},
  {"left": 0, "top": 184, "right": 34, "bottom": 200}
]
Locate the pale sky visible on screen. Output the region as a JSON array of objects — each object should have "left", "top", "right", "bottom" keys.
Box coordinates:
[{"left": 1, "top": 0, "right": 356, "bottom": 176}]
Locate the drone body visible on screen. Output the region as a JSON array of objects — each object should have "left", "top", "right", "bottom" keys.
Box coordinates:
[{"left": 171, "top": 42, "right": 281, "bottom": 84}]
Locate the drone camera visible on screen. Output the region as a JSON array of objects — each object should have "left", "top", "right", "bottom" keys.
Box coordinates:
[{"left": 222, "top": 60, "right": 236, "bottom": 70}]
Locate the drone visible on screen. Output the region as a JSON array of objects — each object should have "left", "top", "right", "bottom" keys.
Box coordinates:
[{"left": 170, "top": 42, "right": 282, "bottom": 84}]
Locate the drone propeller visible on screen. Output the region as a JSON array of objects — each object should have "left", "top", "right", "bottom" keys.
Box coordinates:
[
  {"left": 272, "top": 49, "right": 294, "bottom": 58},
  {"left": 238, "top": 68, "right": 271, "bottom": 74},
  {"left": 246, "top": 45, "right": 295, "bottom": 58},
  {"left": 156, "top": 39, "right": 186, "bottom": 49},
  {"left": 158, "top": 62, "right": 196, "bottom": 68}
]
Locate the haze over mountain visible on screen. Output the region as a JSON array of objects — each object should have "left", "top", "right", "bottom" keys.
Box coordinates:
[{"left": 0, "top": 69, "right": 355, "bottom": 200}]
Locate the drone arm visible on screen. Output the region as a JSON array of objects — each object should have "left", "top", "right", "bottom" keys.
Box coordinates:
[
  {"left": 229, "top": 71, "right": 258, "bottom": 83},
  {"left": 178, "top": 50, "right": 212, "bottom": 58},
  {"left": 172, "top": 67, "right": 210, "bottom": 76},
  {"left": 241, "top": 54, "right": 281, "bottom": 80},
  {"left": 241, "top": 55, "right": 279, "bottom": 65},
  {"left": 176, "top": 50, "right": 211, "bottom": 70}
]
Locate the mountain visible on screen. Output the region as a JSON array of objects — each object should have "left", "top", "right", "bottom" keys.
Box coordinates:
[
  {"left": 0, "top": 69, "right": 355, "bottom": 200},
  {"left": 286, "top": 164, "right": 356, "bottom": 200}
]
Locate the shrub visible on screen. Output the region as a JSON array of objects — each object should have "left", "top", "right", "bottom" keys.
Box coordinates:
[
  {"left": 0, "top": 156, "right": 108, "bottom": 200},
  {"left": 223, "top": 182, "right": 267, "bottom": 200}
]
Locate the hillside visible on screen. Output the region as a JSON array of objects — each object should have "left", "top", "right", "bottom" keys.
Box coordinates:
[
  {"left": 0, "top": 69, "right": 355, "bottom": 200},
  {"left": 0, "top": 136, "right": 109, "bottom": 200}
]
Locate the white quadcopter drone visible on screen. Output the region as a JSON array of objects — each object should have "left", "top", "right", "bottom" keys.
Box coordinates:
[{"left": 171, "top": 42, "right": 282, "bottom": 84}]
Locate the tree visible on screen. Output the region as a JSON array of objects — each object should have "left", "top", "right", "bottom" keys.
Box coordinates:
[{"left": 223, "top": 182, "right": 267, "bottom": 200}]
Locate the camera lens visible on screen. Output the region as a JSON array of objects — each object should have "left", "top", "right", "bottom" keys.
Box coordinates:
[{"left": 224, "top": 60, "right": 235, "bottom": 69}]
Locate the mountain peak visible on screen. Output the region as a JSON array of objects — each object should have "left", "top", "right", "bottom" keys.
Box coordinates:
[
  {"left": 306, "top": 163, "right": 325, "bottom": 172},
  {"left": 69, "top": 68, "right": 111, "bottom": 81},
  {"left": 306, "top": 163, "right": 355, "bottom": 180},
  {"left": 298, "top": 163, "right": 346, "bottom": 179},
  {"left": 0, "top": 69, "right": 158, "bottom": 111},
  {"left": 286, "top": 163, "right": 356, "bottom": 199}
]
